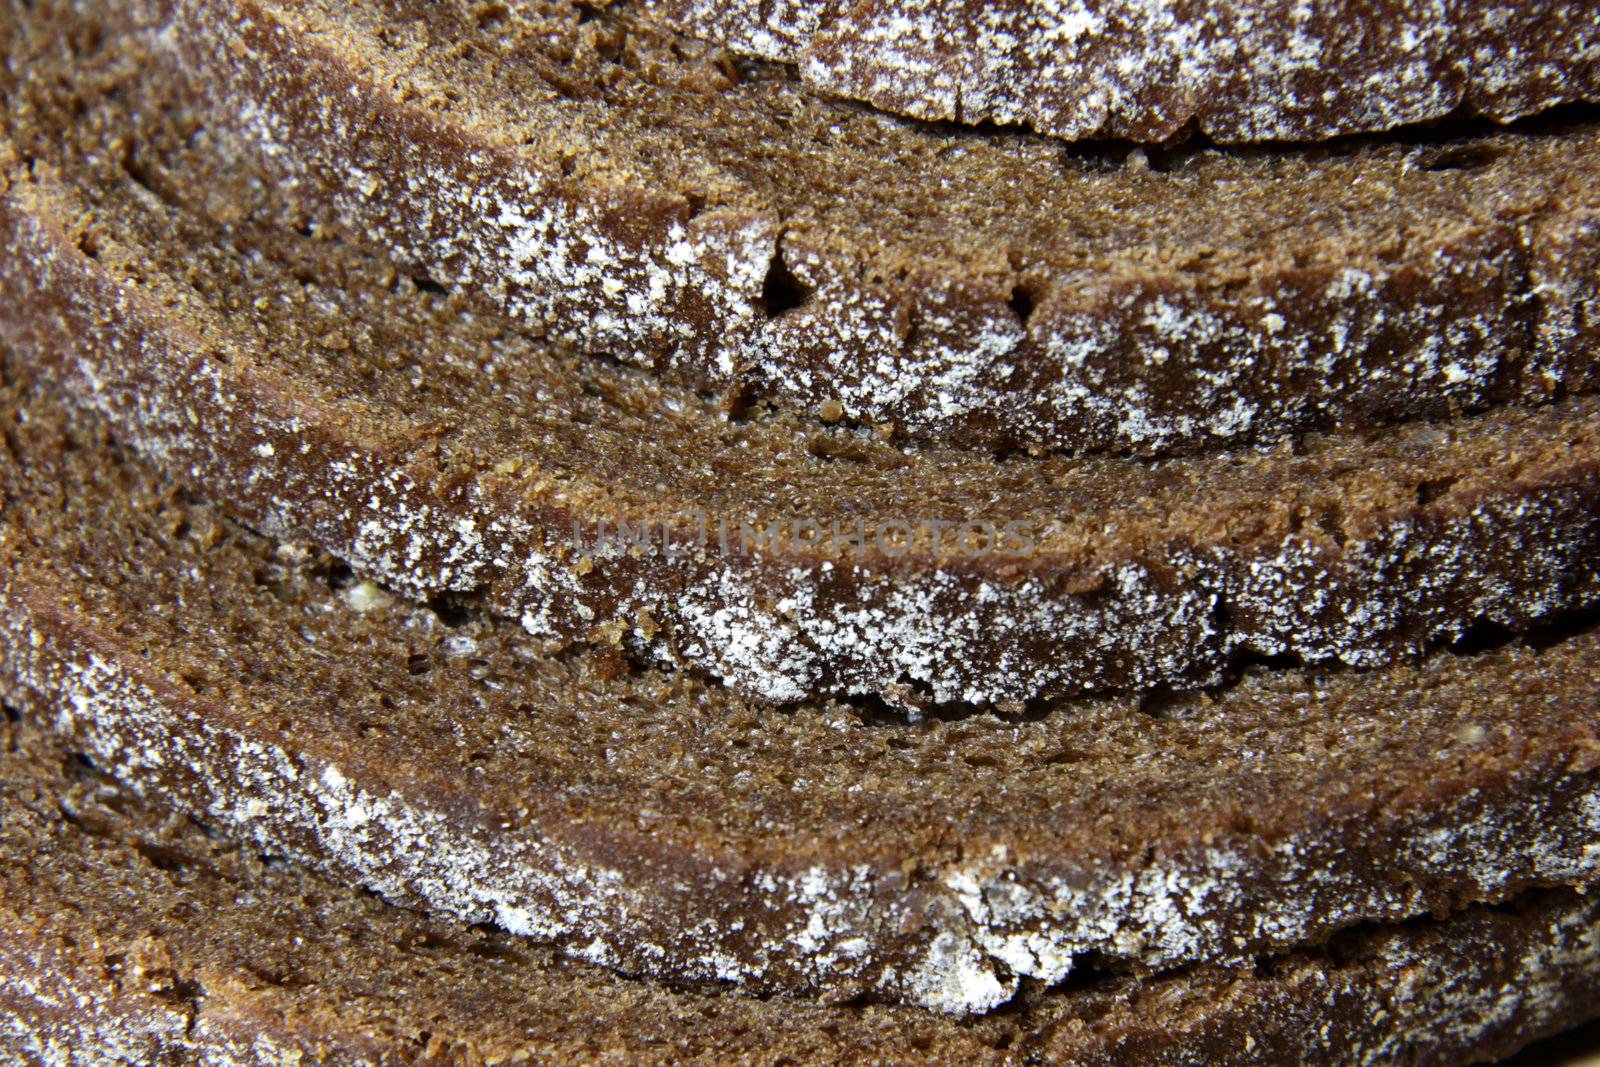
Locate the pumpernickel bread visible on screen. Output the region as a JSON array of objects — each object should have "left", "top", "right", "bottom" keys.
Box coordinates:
[
  {"left": 113, "top": 0, "right": 1600, "bottom": 456},
  {"left": 4, "top": 714, "right": 1600, "bottom": 1063},
  {"left": 3, "top": 360, "right": 1599, "bottom": 1013},
  {"left": 4, "top": 0, "right": 1600, "bottom": 1059},
  {"left": 632, "top": 0, "right": 1600, "bottom": 143},
  {"left": 2, "top": 26, "right": 1598, "bottom": 711}
]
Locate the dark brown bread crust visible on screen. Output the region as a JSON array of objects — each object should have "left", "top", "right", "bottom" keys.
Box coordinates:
[
  {"left": 2, "top": 31, "right": 1598, "bottom": 711},
  {"left": 634, "top": 0, "right": 1600, "bottom": 143},
  {"left": 3, "top": 364, "right": 1600, "bottom": 1012},
  {"left": 122, "top": 0, "right": 1600, "bottom": 457},
  {"left": 3, "top": 720, "right": 1600, "bottom": 1063}
]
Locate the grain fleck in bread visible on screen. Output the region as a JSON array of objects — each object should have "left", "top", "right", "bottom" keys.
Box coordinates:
[
  {"left": 635, "top": 0, "right": 1600, "bottom": 143},
  {"left": 117, "top": 0, "right": 1600, "bottom": 456},
  {"left": 3, "top": 364, "right": 1599, "bottom": 1013}
]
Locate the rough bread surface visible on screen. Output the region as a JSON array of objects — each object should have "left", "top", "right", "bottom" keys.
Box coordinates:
[
  {"left": 4, "top": 718, "right": 1600, "bottom": 1062},
  {"left": 635, "top": 0, "right": 1600, "bottom": 143},
  {"left": 118, "top": 0, "right": 1600, "bottom": 457},
  {"left": 3, "top": 18, "right": 1599, "bottom": 710},
  {"left": 3, "top": 363, "right": 1600, "bottom": 1013}
]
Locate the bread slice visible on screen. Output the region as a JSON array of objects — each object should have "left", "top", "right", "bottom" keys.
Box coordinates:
[
  {"left": 2, "top": 36, "right": 1598, "bottom": 711},
  {"left": 109, "top": 0, "right": 1600, "bottom": 457},
  {"left": 4, "top": 712, "right": 1600, "bottom": 1063},
  {"left": 3, "top": 362, "right": 1599, "bottom": 1014},
  {"left": 635, "top": 0, "right": 1600, "bottom": 143}
]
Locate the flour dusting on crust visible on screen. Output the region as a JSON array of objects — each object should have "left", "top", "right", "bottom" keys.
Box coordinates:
[
  {"left": 4, "top": 567, "right": 1600, "bottom": 1015},
  {"left": 643, "top": 0, "right": 1600, "bottom": 143},
  {"left": 129, "top": 0, "right": 1600, "bottom": 458}
]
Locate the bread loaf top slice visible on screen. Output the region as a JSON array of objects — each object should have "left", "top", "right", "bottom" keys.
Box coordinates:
[
  {"left": 5, "top": 716, "right": 1600, "bottom": 1064},
  {"left": 3, "top": 23, "right": 1599, "bottom": 710},
  {"left": 634, "top": 0, "right": 1600, "bottom": 143},
  {"left": 122, "top": 0, "right": 1600, "bottom": 456},
  {"left": 4, "top": 361, "right": 1599, "bottom": 1013}
]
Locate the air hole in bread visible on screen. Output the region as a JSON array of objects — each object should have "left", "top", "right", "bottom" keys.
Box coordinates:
[
  {"left": 1008, "top": 281, "right": 1039, "bottom": 328},
  {"left": 759, "top": 247, "right": 813, "bottom": 318},
  {"left": 425, "top": 593, "right": 475, "bottom": 628},
  {"left": 1415, "top": 476, "right": 1459, "bottom": 507},
  {"left": 1420, "top": 144, "right": 1502, "bottom": 173}
]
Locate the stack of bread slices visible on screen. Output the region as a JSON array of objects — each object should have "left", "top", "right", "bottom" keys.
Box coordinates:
[{"left": 2, "top": 0, "right": 1599, "bottom": 1061}]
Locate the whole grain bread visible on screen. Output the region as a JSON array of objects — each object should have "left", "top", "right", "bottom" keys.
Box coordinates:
[
  {"left": 4, "top": 362, "right": 1599, "bottom": 1013},
  {"left": 5, "top": 718, "right": 1599, "bottom": 1065},
  {"left": 2, "top": 27, "right": 1598, "bottom": 711},
  {"left": 114, "top": 0, "right": 1600, "bottom": 457},
  {"left": 632, "top": 0, "right": 1600, "bottom": 143}
]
